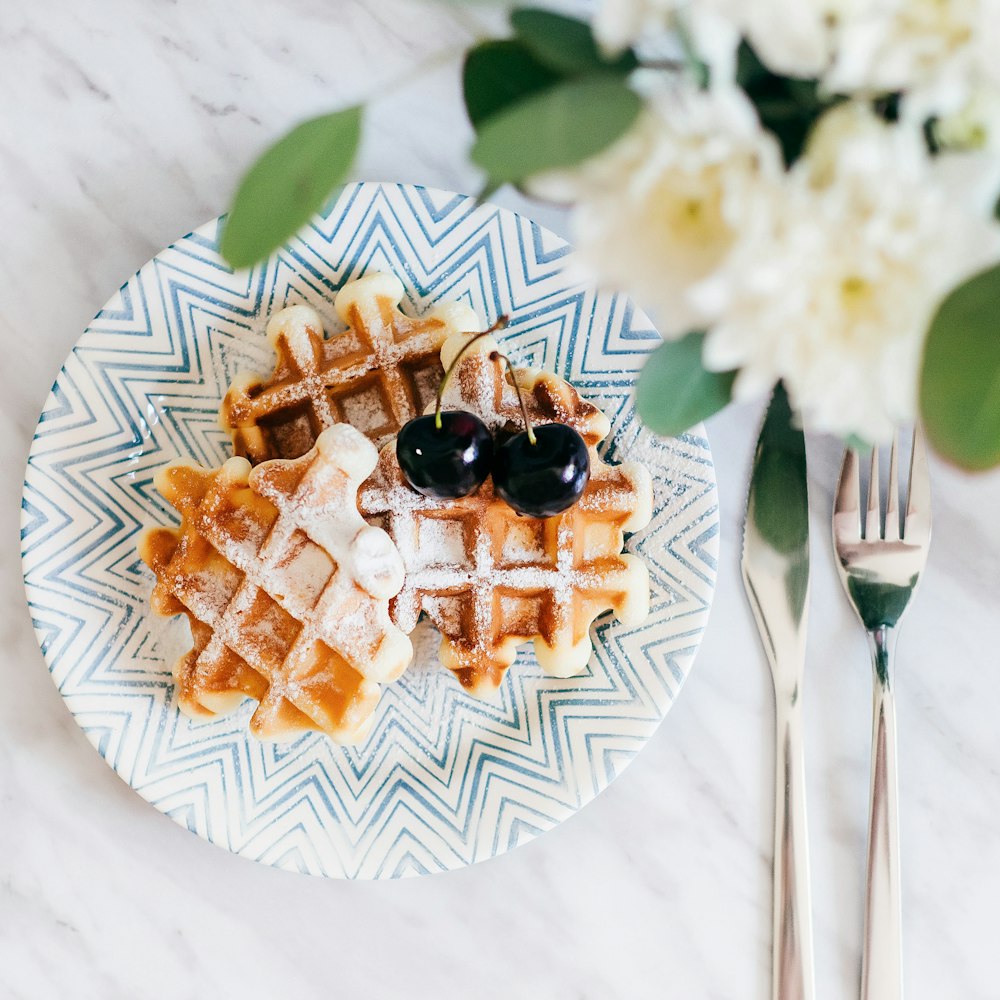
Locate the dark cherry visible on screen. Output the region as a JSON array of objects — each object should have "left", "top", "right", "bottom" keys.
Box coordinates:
[
  {"left": 396, "top": 411, "right": 493, "bottom": 499},
  {"left": 492, "top": 423, "right": 590, "bottom": 517}
]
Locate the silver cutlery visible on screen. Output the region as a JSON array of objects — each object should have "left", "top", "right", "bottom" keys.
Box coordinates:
[
  {"left": 743, "top": 385, "right": 816, "bottom": 1000},
  {"left": 832, "top": 430, "right": 932, "bottom": 1000}
]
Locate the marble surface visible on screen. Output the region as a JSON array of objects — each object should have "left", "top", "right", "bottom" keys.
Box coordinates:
[{"left": 4, "top": 2, "right": 1000, "bottom": 997}]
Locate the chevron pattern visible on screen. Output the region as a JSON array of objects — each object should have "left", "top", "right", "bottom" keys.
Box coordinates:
[{"left": 20, "top": 182, "right": 719, "bottom": 879}]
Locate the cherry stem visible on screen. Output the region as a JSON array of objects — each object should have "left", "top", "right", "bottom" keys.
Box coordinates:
[
  {"left": 489, "top": 350, "right": 536, "bottom": 446},
  {"left": 434, "top": 315, "right": 508, "bottom": 430}
]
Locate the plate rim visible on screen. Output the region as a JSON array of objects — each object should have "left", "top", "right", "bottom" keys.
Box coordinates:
[{"left": 20, "top": 180, "right": 719, "bottom": 878}]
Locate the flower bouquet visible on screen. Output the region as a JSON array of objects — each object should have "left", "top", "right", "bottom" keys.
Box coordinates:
[{"left": 220, "top": 1, "right": 1000, "bottom": 469}]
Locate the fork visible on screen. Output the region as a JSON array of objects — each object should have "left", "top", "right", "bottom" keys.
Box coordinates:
[{"left": 832, "top": 429, "right": 932, "bottom": 1000}]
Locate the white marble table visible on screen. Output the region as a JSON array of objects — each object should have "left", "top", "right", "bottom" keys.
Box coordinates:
[{"left": 4, "top": 2, "right": 1000, "bottom": 997}]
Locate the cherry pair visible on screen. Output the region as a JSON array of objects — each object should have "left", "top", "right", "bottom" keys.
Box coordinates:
[{"left": 396, "top": 322, "right": 590, "bottom": 518}]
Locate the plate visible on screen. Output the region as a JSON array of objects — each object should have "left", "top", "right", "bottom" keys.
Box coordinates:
[{"left": 20, "top": 182, "right": 718, "bottom": 878}]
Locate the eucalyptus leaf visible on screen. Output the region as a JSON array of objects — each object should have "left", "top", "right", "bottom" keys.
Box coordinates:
[
  {"left": 735, "top": 40, "right": 838, "bottom": 166},
  {"left": 510, "top": 8, "right": 637, "bottom": 76},
  {"left": 470, "top": 75, "right": 641, "bottom": 183},
  {"left": 735, "top": 40, "right": 769, "bottom": 90},
  {"left": 221, "top": 106, "right": 362, "bottom": 269},
  {"left": 636, "top": 332, "right": 736, "bottom": 435},
  {"left": 462, "top": 39, "right": 558, "bottom": 128},
  {"left": 920, "top": 262, "right": 1000, "bottom": 470}
]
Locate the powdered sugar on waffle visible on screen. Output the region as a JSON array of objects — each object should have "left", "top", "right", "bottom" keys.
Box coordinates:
[
  {"left": 248, "top": 424, "right": 409, "bottom": 670},
  {"left": 142, "top": 423, "right": 413, "bottom": 742},
  {"left": 359, "top": 329, "right": 653, "bottom": 692},
  {"left": 221, "top": 273, "right": 481, "bottom": 461}
]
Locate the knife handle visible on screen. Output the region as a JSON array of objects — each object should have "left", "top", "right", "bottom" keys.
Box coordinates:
[{"left": 773, "top": 690, "right": 815, "bottom": 1000}]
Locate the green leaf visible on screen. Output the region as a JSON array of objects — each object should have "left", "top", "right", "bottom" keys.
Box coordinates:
[
  {"left": 735, "top": 40, "right": 839, "bottom": 166},
  {"left": 462, "top": 40, "right": 558, "bottom": 129},
  {"left": 920, "top": 262, "right": 1000, "bottom": 470},
  {"left": 470, "top": 74, "right": 641, "bottom": 183},
  {"left": 221, "top": 106, "right": 362, "bottom": 269},
  {"left": 735, "top": 40, "right": 770, "bottom": 90},
  {"left": 510, "top": 8, "right": 637, "bottom": 76},
  {"left": 636, "top": 332, "right": 736, "bottom": 435}
]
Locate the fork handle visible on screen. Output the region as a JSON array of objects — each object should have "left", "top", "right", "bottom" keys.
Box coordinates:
[
  {"left": 862, "top": 627, "right": 902, "bottom": 1000},
  {"left": 773, "top": 689, "right": 815, "bottom": 1000}
]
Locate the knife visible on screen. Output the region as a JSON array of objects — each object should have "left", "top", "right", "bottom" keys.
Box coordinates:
[{"left": 741, "top": 383, "right": 816, "bottom": 1000}]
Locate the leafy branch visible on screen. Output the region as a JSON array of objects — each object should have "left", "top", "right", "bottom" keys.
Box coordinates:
[
  {"left": 221, "top": 106, "right": 363, "bottom": 269},
  {"left": 217, "top": 7, "right": 1000, "bottom": 470}
]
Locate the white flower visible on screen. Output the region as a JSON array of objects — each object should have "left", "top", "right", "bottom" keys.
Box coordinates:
[
  {"left": 734, "top": 0, "right": 838, "bottom": 79},
  {"left": 597, "top": 0, "right": 1000, "bottom": 116},
  {"left": 619, "top": 0, "right": 846, "bottom": 81},
  {"left": 593, "top": 0, "right": 739, "bottom": 84},
  {"left": 529, "top": 84, "right": 782, "bottom": 339},
  {"left": 827, "top": 0, "right": 1000, "bottom": 114},
  {"left": 702, "top": 104, "right": 1000, "bottom": 441},
  {"left": 593, "top": 0, "right": 682, "bottom": 54},
  {"left": 647, "top": 0, "right": 1000, "bottom": 117}
]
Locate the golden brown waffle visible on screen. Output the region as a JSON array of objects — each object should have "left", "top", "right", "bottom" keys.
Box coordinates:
[
  {"left": 140, "top": 424, "right": 413, "bottom": 743},
  {"left": 221, "top": 272, "right": 480, "bottom": 462},
  {"left": 359, "top": 331, "right": 653, "bottom": 694}
]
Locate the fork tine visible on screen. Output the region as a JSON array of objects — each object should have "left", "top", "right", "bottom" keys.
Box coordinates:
[
  {"left": 884, "top": 430, "right": 900, "bottom": 541},
  {"left": 866, "top": 445, "right": 881, "bottom": 541},
  {"left": 904, "top": 426, "right": 932, "bottom": 543},
  {"left": 834, "top": 447, "right": 862, "bottom": 540}
]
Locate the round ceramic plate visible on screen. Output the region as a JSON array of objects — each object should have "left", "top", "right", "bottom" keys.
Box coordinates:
[{"left": 21, "top": 182, "right": 718, "bottom": 878}]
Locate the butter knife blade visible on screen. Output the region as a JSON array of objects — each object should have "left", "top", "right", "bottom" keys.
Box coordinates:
[{"left": 741, "top": 383, "right": 815, "bottom": 1000}]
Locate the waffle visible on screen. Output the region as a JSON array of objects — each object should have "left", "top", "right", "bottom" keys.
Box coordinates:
[
  {"left": 359, "top": 329, "right": 653, "bottom": 694},
  {"left": 140, "top": 424, "right": 413, "bottom": 743},
  {"left": 221, "top": 272, "right": 481, "bottom": 462}
]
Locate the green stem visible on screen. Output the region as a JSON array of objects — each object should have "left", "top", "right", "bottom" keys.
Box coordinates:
[
  {"left": 674, "top": 16, "right": 709, "bottom": 89},
  {"left": 639, "top": 59, "right": 687, "bottom": 73},
  {"left": 489, "top": 350, "right": 536, "bottom": 446}
]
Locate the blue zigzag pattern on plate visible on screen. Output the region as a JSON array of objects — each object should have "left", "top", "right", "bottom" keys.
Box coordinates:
[{"left": 21, "top": 183, "right": 718, "bottom": 878}]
